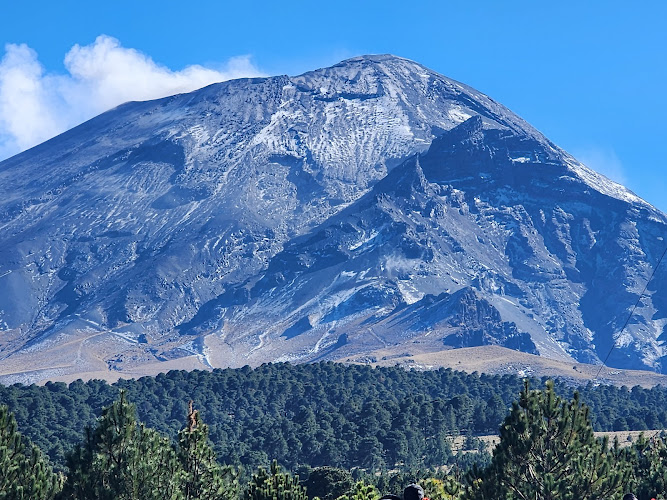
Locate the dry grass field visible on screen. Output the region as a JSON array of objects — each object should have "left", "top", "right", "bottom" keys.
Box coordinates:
[
  {"left": 342, "top": 344, "right": 667, "bottom": 388},
  {"left": 451, "top": 430, "right": 664, "bottom": 455},
  {"left": 3, "top": 336, "right": 667, "bottom": 388}
]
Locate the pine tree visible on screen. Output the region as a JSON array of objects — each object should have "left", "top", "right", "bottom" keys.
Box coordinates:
[
  {"left": 628, "top": 433, "right": 667, "bottom": 500},
  {"left": 58, "top": 391, "right": 183, "bottom": 500},
  {"left": 0, "top": 404, "right": 61, "bottom": 500},
  {"left": 469, "top": 380, "right": 630, "bottom": 500},
  {"left": 247, "top": 459, "right": 309, "bottom": 500},
  {"left": 335, "top": 481, "right": 380, "bottom": 500},
  {"left": 423, "top": 477, "right": 463, "bottom": 500},
  {"left": 303, "top": 466, "right": 354, "bottom": 500},
  {"left": 178, "top": 400, "right": 239, "bottom": 500}
]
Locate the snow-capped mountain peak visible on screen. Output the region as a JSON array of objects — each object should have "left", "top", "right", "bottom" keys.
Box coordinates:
[{"left": 0, "top": 55, "right": 665, "bottom": 383}]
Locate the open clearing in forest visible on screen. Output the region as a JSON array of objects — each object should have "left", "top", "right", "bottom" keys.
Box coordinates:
[{"left": 451, "top": 430, "right": 664, "bottom": 455}]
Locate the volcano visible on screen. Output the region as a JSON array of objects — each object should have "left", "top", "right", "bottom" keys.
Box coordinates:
[{"left": 0, "top": 55, "right": 665, "bottom": 383}]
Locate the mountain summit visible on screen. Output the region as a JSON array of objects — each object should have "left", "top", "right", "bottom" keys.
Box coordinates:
[{"left": 0, "top": 55, "right": 665, "bottom": 383}]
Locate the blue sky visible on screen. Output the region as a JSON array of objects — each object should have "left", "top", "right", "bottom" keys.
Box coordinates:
[{"left": 1, "top": 0, "right": 665, "bottom": 212}]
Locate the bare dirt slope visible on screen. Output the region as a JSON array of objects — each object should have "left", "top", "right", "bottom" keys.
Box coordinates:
[
  {"left": 341, "top": 344, "right": 667, "bottom": 388},
  {"left": 3, "top": 342, "right": 666, "bottom": 387}
]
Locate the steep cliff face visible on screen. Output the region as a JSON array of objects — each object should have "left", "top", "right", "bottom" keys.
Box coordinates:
[{"left": 0, "top": 55, "right": 665, "bottom": 382}]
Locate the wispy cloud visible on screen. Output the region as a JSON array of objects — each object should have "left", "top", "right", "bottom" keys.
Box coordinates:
[
  {"left": 0, "top": 35, "right": 264, "bottom": 160},
  {"left": 573, "top": 146, "right": 628, "bottom": 186}
]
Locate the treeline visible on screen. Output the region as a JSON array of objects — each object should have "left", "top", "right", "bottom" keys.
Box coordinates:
[
  {"left": 1, "top": 362, "right": 667, "bottom": 472},
  {"left": 574, "top": 383, "right": 667, "bottom": 431},
  {"left": 3, "top": 381, "right": 667, "bottom": 500}
]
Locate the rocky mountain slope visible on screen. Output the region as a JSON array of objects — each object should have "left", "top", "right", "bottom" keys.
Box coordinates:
[{"left": 0, "top": 55, "right": 665, "bottom": 383}]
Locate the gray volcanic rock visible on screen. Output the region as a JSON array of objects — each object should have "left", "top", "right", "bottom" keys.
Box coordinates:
[
  {"left": 0, "top": 55, "right": 665, "bottom": 382},
  {"left": 204, "top": 116, "right": 667, "bottom": 372}
]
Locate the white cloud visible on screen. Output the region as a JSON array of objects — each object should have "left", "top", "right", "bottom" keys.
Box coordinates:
[
  {"left": 573, "top": 146, "right": 627, "bottom": 186},
  {"left": 0, "top": 35, "right": 264, "bottom": 160},
  {"left": 0, "top": 44, "right": 63, "bottom": 156}
]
